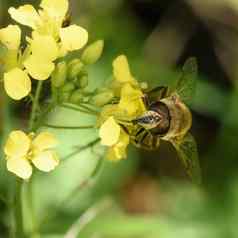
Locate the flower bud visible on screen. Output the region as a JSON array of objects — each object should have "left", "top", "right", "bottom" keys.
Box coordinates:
[
  {"left": 69, "top": 89, "right": 84, "bottom": 104},
  {"left": 59, "top": 82, "right": 75, "bottom": 102},
  {"left": 90, "top": 90, "right": 114, "bottom": 107},
  {"left": 68, "top": 59, "right": 84, "bottom": 79},
  {"left": 60, "top": 92, "right": 71, "bottom": 102},
  {"left": 61, "top": 82, "right": 75, "bottom": 92},
  {"left": 51, "top": 61, "right": 67, "bottom": 87},
  {"left": 81, "top": 40, "right": 104, "bottom": 65},
  {"left": 75, "top": 75, "right": 88, "bottom": 89}
]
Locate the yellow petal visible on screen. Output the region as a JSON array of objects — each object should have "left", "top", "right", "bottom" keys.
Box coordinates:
[
  {"left": 8, "top": 5, "right": 40, "bottom": 29},
  {"left": 4, "top": 130, "right": 31, "bottom": 158},
  {"left": 24, "top": 55, "right": 55, "bottom": 80},
  {"left": 4, "top": 50, "right": 18, "bottom": 71},
  {"left": 40, "top": 0, "right": 68, "bottom": 19},
  {"left": 31, "top": 33, "right": 58, "bottom": 61},
  {"left": 60, "top": 25, "right": 88, "bottom": 51},
  {"left": 32, "top": 132, "right": 58, "bottom": 151},
  {"left": 4, "top": 68, "right": 31, "bottom": 100},
  {"left": 113, "top": 55, "right": 135, "bottom": 83},
  {"left": 32, "top": 150, "right": 59, "bottom": 172},
  {"left": 119, "top": 83, "right": 145, "bottom": 117},
  {"left": 0, "top": 25, "right": 21, "bottom": 50},
  {"left": 99, "top": 116, "right": 121, "bottom": 146},
  {"left": 114, "top": 130, "right": 129, "bottom": 158},
  {"left": 7, "top": 156, "right": 32, "bottom": 179},
  {"left": 106, "top": 131, "right": 129, "bottom": 161}
]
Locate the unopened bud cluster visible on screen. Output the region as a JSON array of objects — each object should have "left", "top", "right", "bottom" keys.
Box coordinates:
[{"left": 51, "top": 40, "right": 104, "bottom": 104}]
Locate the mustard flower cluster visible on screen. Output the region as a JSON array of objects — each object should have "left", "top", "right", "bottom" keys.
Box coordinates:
[
  {"left": 0, "top": 0, "right": 98, "bottom": 180},
  {"left": 0, "top": 0, "right": 88, "bottom": 100},
  {"left": 97, "top": 55, "right": 147, "bottom": 161},
  {"left": 4, "top": 131, "right": 59, "bottom": 179}
]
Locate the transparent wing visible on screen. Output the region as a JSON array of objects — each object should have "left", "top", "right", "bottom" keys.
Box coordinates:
[
  {"left": 171, "top": 133, "right": 201, "bottom": 184},
  {"left": 145, "top": 86, "right": 169, "bottom": 106},
  {"left": 175, "top": 57, "right": 198, "bottom": 103}
]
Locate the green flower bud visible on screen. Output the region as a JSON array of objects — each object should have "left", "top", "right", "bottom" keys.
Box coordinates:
[
  {"left": 51, "top": 61, "right": 67, "bottom": 87},
  {"left": 75, "top": 75, "right": 88, "bottom": 89},
  {"left": 90, "top": 90, "right": 114, "bottom": 107},
  {"left": 69, "top": 90, "right": 84, "bottom": 104},
  {"left": 81, "top": 40, "right": 104, "bottom": 65},
  {"left": 60, "top": 92, "right": 71, "bottom": 102},
  {"left": 59, "top": 82, "right": 75, "bottom": 102},
  {"left": 68, "top": 59, "right": 84, "bottom": 79},
  {"left": 61, "top": 82, "right": 75, "bottom": 92}
]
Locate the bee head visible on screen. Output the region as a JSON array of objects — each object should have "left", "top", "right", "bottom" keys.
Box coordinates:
[{"left": 133, "top": 110, "right": 161, "bottom": 130}]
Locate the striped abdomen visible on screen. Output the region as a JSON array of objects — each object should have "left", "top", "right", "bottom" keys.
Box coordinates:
[{"left": 130, "top": 125, "right": 160, "bottom": 150}]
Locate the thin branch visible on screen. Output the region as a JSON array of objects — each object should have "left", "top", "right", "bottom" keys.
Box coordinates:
[
  {"left": 43, "top": 124, "right": 95, "bottom": 130},
  {"left": 39, "top": 149, "right": 105, "bottom": 227},
  {"left": 61, "top": 103, "right": 99, "bottom": 116},
  {"left": 29, "top": 81, "right": 43, "bottom": 131},
  {"left": 64, "top": 198, "right": 112, "bottom": 238},
  {"left": 62, "top": 138, "right": 101, "bottom": 161}
]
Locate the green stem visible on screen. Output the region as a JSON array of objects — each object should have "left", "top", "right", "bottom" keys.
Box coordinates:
[
  {"left": 0, "top": 193, "right": 9, "bottom": 206},
  {"left": 23, "top": 81, "right": 43, "bottom": 238},
  {"left": 62, "top": 138, "right": 100, "bottom": 161},
  {"left": 25, "top": 177, "right": 39, "bottom": 238},
  {"left": 33, "top": 102, "right": 56, "bottom": 131},
  {"left": 43, "top": 124, "right": 95, "bottom": 130},
  {"left": 61, "top": 103, "right": 98, "bottom": 116},
  {"left": 78, "top": 103, "right": 99, "bottom": 114},
  {"left": 14, "top": 179, "right": 24, "bottom": 238},
  {"left": 29, "top": 81, "right": 43, "bottom": 131},
  {"left": 39, "top": 150, "right": 104, "bottom": 226}
]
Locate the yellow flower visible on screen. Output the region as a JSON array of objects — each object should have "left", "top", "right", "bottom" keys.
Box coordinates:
[
  {"left": 0, "top": 0, "right": 88, "bottom": 100},
  {"left": 110, "top": 55, "right": 138, "bottom": 96},
  {"left": 118, "top": 83, "right": 146, "bottom": 118},
  {"left": 24, "top": 32, "right": 58, "bottom": 80},
  {"left": 0, "top": 24, "right": 21, "bottom": 50},
  {"left": 8, "top": 0, "right": 88, "bottom": 53},
  {"left": 99, "top": 116, "right": 130, "bottom": 161},
  {"left": 99, "top": 116, "right": 121, "bottom": 146},
  {"left": 97, "top": 55, "right": 146, "bottom": 161},
  {"left": 4, "top": 68, "right": 31, "bottom": 100},
  {"left": 4, "top": 130, "right": 59, "bottom": 179},
  {"left": 113, "top": 55, "right": 136, "bottom": 84},
  {"left": 0, "top": 25, "right": 32, "bottom": 100},
  {"left": 106, "top": 130, "right": 129, "bottom": 161}
]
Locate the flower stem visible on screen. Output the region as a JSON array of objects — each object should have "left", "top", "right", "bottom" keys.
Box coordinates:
[
  {"left": 14, "top": 179, "right": 24, "bottom": 238},
  {"left": 39, "top": 150, "right": 105, "bottom": 227},
  {"left": 61, "top": 103, "right": 98, "bottom": 116},
  {"left": 29, "top": 81, "right": 43, "bottom": 131},
  {"left": 43, "top": 123, "right": 95, "bottom": 130},
  {"left": 62, "top": 138, "right": 100, "bottom": 161}
]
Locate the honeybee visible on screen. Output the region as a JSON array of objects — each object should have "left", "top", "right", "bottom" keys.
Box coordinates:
[{"left": 127, "top": 58, "right": 201, "bottom": 184}]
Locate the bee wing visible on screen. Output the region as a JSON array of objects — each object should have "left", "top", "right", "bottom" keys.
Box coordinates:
[
  {"left": 175, "top": 57, "right": 198, "bottom": 104},
  {"left": 145, "top": 86, "right": 169, "bottom": 106},
  {"left": 171, "top": 133, "right": 201, "bottom": 184}
]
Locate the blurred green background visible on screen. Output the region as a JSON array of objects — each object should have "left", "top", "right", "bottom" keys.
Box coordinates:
[{"left": 1, "top": 0, "right": 238, "bottom": 237}]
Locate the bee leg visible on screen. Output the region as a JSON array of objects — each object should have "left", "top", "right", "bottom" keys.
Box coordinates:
[{"left": 142, "top": 94, "right": 150, "bottom": 108}]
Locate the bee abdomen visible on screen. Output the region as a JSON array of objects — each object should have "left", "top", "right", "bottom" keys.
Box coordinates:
[{"left": 130, "top": 126, "right": 160, "bottom": 150}]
